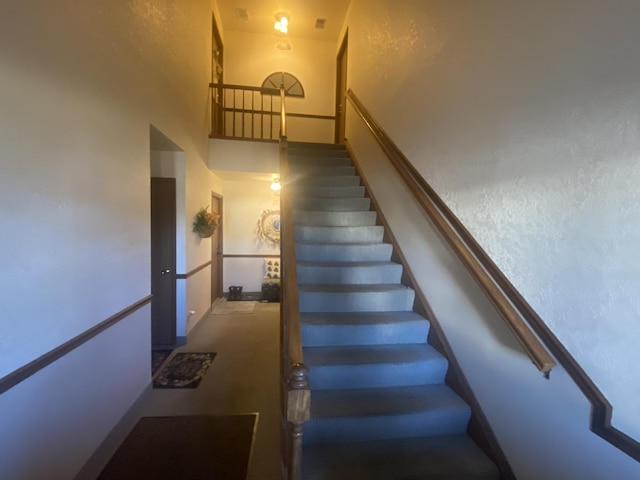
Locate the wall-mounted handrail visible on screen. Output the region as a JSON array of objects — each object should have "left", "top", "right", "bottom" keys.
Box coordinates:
[
  {"left": 346, "top": 89, "right": 640, "bottom": 463},
  {"left": 347, "top": 90, "right": 555, "bottom": 376},
  {"left": 279, "top": 87, "right": 310, "bottom": 480}
]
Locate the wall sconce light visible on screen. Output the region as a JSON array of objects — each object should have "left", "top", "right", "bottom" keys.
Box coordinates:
[
  {"left": 270, "top": 177, "right": 281, "bottom": 192},
  {"left": 274, "top": 13, "right": 289, "bottom": 34}
]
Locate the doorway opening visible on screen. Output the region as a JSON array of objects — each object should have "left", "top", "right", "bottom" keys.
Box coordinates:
[{"left": 150, "top": 125, "right": 186, "bottom": 348}]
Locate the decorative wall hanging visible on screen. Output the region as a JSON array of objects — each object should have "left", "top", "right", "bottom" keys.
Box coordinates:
[
  {"left": 192, "top": 206, "right": 220, "bottom": 238},
  {"left": 256, "top": 209, "right": 281, "bottom": 244}
]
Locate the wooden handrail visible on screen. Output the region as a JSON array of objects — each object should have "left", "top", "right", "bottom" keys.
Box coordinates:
[
  {"left": 210, "top": 82, "right": 279, "bottom": 95},
  {"left": 346, "top": 89, "right": 640, "bottom": 462},
  {"left": 279, "top": 90, "right": 310, "bottom": 480},
  {"left": 347, "top": 90, "right": 555, "bottom": 376}
]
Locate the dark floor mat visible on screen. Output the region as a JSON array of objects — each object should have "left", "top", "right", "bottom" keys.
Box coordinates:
[
  {"left": 153, "top": 352, "right": 216, "bottom": 389},
  {"left": 98, "top": 414, "right": 257, "bottom": 480}
]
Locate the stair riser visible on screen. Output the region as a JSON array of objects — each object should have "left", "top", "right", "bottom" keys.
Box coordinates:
[
  {"left": 298, "top": 289, "right": 415, "bottom": 313},
  {"left": 289, "top": 158, "right": 353, "bottom": 168},
  {"left": 294, "top": 211, "right": 377, "bottom": 227},
  {"left": 294, "top": 185, "right": 364, "bottom": 198},
  {"left": 304, "top": 409, "right": 471, "bottom": 445},
  {"left": 301, "top": 321, "right": 429, "bottom": 347},
  {"left": 295, "top": 176, "right": 361, "bottom": 187},
  {"left": 292, "top": 166, "right": 356, "bottom": 177},
  {"left": 295, "top": 243, "right": 392, "bottom": 262},
  {"left": 295, "top": 226, "right": 384, "bottom": 244},
  {"left": 295, "top": 197, "right": 371, "bottom": 212},
  {"left": 307, "top": 360, "right": 447, "bottom": 390},
  {"left": 297, "top": 264, "right": 402, "bottom": 285}
]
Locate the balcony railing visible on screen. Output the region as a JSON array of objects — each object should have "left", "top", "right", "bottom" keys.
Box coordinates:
[{"left": 210, "top": 82, "right": 335, "bottom": 142}]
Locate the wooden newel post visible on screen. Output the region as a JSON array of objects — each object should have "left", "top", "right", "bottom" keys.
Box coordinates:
[{"left": 286, "top": 363, "right": 310, "bottom": 480}]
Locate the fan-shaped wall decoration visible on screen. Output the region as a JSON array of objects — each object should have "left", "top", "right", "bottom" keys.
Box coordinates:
[
  {"left": 261, "top": 72, "right": 304, "bottom": 98},
  {"left": 257, "top": 209, "right": 281, "bottom": 244}
]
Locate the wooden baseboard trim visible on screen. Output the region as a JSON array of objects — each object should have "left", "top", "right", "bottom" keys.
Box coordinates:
[{"left": 0, "top": 295, "right": 153, "bottom": 395}]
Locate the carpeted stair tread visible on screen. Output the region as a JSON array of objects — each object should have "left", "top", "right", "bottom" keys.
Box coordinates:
[
  {"left": 297, "top": 261, "right": 402, "bottom": 284},
  {"left": 295, "top": 225, "right": 385, "bottom": 243},
  {"left": 292, "top": 166, "right": 356, "bottom": 177},
  {"left": 301, "top": 311, "right": 430, "bottom": 346},
  {"left": 304, "top": 385, "right": 471, "bottom": 444},
  {"left": 304, "top": 343, "right": 445, "bottom": 367},
  {"left": 298, "top": 283, "right": 415, "bottom": 313},
  {"left": 294, "top": 210, "right": 377, "bottom": 227},
  {"left": 295, "top": 196, "right": 371, "bottom": 212},
  {"left": 302, "top": 434, "right": 500, "bottom": 480},
  {"left": 297, "top": 260, "right": 400, "bottom": 268},
  {"left": 304, "top": 344, "right": 447, "bottom": 389},
  {"left": 299, "top": 283, "right": 413, "bottom": 293},
  {"left": 294, "top": 185, "right": 365, "bottom": 198},
  {"left": 295, "top": 242, "right": 393, "bottom": 262},
  {"left": 294, "top": 175, "right": 361, "bottom": 187},
  {"left": 310, "top": 384, "right": 468, "bottom": 418}
]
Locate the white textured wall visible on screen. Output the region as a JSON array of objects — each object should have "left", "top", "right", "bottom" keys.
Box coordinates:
[
  {"left": 223, "top": 30, "right": 335, "bottom": 142},
  {"left": 343, "top": 0, "right": 640, "bottom": 478},
  {"left": 0, "top": 0, "right": 217, "bottom": 477},
  {"left": 222, "top": 178, "right": 280, "bottom": 292}
]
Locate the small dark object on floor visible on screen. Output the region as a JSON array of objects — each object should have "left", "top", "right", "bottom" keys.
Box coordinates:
[
  {"left": 153, "top": 352, "right": 216, "bottom": 389},
  {"left": 228, "top": 285, "right": 243, "bottom": 301},
  {"left": 98, "top": 414, "right": 257, "bottom": 480},
  {"left": 151, "top": 349, "right": 173, "bottom": 376},
  {"left": 261, "top": 281, "right": 281, "bottom": 303}
]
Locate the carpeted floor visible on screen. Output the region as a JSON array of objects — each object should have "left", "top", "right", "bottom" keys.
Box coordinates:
[
  {"left": 98, "top": 414, "right": 257, "bottom": 480},
  {"left": 153, "top": 352, "right": 216, "bottom": 389},
  {"left": 211, "top": 298, "right": 257, "bottom": 315}
]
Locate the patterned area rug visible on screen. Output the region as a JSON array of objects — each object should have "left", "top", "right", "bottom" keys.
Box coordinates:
[
  {"left": 211, "top": 298, "right": 256, "bottom": 315},
  {"left": 153, "top": 352, "right": 216, "bottom": 389},
  {"left": 151, "top": 349, "right": 173, "bottom": 376}
]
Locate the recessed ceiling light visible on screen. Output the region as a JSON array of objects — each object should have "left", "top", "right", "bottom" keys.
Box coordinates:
[{"left": 315, "top": 18, "right": 326, "bottom": 29}]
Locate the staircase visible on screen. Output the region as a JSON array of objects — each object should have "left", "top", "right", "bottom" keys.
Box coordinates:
[{"left": 288, "top": 142, "right": 500, "bottom": 480}]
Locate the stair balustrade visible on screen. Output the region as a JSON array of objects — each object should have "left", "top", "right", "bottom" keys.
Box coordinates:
[{"left": 279, "top": 86, "right": 311, "bottom": 480}]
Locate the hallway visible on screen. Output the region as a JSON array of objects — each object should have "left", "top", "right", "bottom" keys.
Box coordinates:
[{"left": 139, "top": 302, "right": 281, "bottom": 480}]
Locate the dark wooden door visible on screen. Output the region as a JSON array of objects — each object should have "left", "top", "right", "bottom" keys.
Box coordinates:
[
  {"left": 151, "top": 177, "right": 176, "bottom": 347},
  {"left": 210, "top": 194, "right": 223, "bottom": 303},
  {"left": 335, "top": 32, "right": 349, "bottom": 143}
]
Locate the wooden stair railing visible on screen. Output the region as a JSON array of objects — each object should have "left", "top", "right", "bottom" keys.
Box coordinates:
[
  {"left": 346, "top": 89, "right": 640, "bottom": 463},
  {"left": 279, "top": 86, "right": 310, "bottom": 480},
  {"left": 209, "top": 82, "right": 335, "bottom": 141}
]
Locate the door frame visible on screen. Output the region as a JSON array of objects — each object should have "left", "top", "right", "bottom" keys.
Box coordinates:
[
  {"left": 211, "top": 191, "right": 223, "bottom": 304},
  {"left": 150, "top": 177, "right": 177, "bottom": 347},
  {"left": 211, "top": 12, "right": 224, "bottom": 137},
  {"left": 335, "top": 30, "right": 349, "bottom": 144}
]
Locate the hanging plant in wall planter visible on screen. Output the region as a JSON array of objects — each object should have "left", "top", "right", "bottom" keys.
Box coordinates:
[{"left": 192, "top": 206, "right": 220, "bottom": 238}]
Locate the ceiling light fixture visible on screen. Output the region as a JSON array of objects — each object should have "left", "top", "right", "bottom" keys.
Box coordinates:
[
  {"left": 270, "top": 177, "right": 281, "bottom": 192},
  {"left": 274, "top": 13, "right": 289, "bottom": 34}
]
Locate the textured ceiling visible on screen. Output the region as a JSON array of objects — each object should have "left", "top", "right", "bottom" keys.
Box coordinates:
[{"left": 216, "top": 0, "right": 350, "bottom": 42}]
